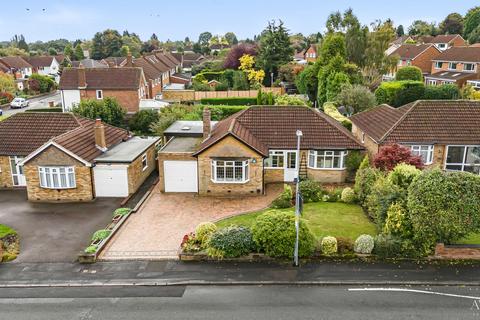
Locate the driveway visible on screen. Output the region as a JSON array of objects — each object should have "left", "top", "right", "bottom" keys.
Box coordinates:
[
  {"left": 101, "top": 184, "right": 283, "bottom": 260},
  {"left": 0, "top": 190, "right": 120, "bottom": 263}
]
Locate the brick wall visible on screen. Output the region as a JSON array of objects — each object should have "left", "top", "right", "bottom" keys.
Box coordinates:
[
  {"left": 162, "top": 90, "right": 195, "bottom": 101},
  {"left": 264, "top": 169, "right": 284, "bottom": 183},
  {"left": 307, "top": 168, "right": 347, "bottom": 183},
  {"left": 197, "top": 136, "right": 263, "bottom": 196},
  {"left": 450, "top": 37, "right": 467, "bottom": 47},
  {"left": 127, "top": 145, "right": 157, "bottom": 194},
  {"left": 410, "top": 46, "right": 441, "bottom": 73},
  {"left": 429, "top": 144, "right": 446, "bottom": 169},
  {"left": 24, "top": 146, "right": 94, "bottom": 202},
  {"left": 157, "top": 152, "right": 197, "bottom": 192},
  {"left": 435, "top": 243, "right": 480, "bottom": 260},
  {"left": 0, "top": 156, "right": 13, "bottom": 188},
  {"left": 81, "top": 89, "right": 142, "bottom": 113},
  {"left": 352, "top": 124, "right": 379, "bottom": 157}
]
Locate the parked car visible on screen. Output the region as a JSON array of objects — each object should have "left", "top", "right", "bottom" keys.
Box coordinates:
[{"left": 10, "top": 98, "right": 29, "bottom": 109}]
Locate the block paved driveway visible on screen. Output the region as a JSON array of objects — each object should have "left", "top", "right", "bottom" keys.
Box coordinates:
[
  {"left": 100, "top": 184, "right": 283, "bottom": 260},
  {"left": 0, "top": 190, "right": 120, "bottom": 263}
]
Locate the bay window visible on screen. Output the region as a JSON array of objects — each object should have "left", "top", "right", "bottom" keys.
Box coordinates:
[
  {"left": 38, "top": 166, "right": 76, "bottom": 189},
  {"left": 211, "top": 160, "right": 249, "bottom": 183},
  {"left": 410, "top": 145, "right": 434, "bottom": 165},
  {"left": 445, "top": 146, "right": 480, "bottom": 175},
  {"left": 308, "top": 150, "right": 347, "bottom": 169}
]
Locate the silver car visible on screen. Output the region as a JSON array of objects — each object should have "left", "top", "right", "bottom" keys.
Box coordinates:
[{"left": 10, "top": 97, "right": 29, "bottom": 109}]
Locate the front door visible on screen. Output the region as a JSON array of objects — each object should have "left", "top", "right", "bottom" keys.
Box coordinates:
[
  {"left": 10, "top": 156, "right": 26, "bottom": 187},
  {"left": 284, "top": 151, "right": 297, "bottom": 182}
]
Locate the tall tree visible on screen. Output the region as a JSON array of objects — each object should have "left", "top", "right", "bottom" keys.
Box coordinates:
[
  {"left": 439, "top": 13, "right": 464, "bottom": 34},
  {"left": 408, "top": 20, "right": 438, "bottom": 36},
  {"left": 74, "top": 44, "right": 85, "bottom": 60},
  {"left": 198, "top": 32, "right": 212, "bottom": 46},
  {"left": 256, "top": 20, "right": 294, "bottom": 86},
  {"left": 396, "top": 25, "right": 405, "bottom": 37},
  {"left": 463, "top": 7, "right": 480, "bottom": 42},
  {"left": 224, "top": 32, "right": 238, "bottom": 45},
  {"left": 91, "top": 29, "right": 123, "bottom": 59},
  {"left": 64, "top": 43, "right": 74, "bottom": 61}
]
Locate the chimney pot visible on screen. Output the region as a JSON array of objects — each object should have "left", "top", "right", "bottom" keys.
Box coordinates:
[
  {"left": 203, "top": 108, "right": 211, "bottom": 140},
  {"left": 94, "top": 118, "right": 107, "bottom": 151}
]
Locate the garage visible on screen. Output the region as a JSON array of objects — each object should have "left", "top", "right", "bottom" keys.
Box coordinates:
[
  {"left": 164, "top": 161, "right": 198, "bottom": 192},
  {"left": 93, "top": 164, "right": 129, "bottom": 197}
]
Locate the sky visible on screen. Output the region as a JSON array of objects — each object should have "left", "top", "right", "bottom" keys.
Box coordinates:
[{"left": 0, "top": 0, "right": 478, "bottom": 42}]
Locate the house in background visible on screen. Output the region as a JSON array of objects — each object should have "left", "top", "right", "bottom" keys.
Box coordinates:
[
  {"left": 71, "top": 59, "right": 109, "bottom": 68},
  {"left": 23, "top": 56, "right": 61, "bottom": 82},
  {"left": 0, "top": 112, "right": 159, "bottom": 201},
  {"left": 424, "top": 46, "right": 480, "bottom": 88},
  {"left": 59, "top": 66, "right": 148, "bottom": 113},
  {"left": 350, "top": 100, "right": 480, "bottom": 175},
  {"left": 386, "top": 35, "right": 414, "bottom": 55},
  {"left": 304, "top": 44, "right": 318, "bottom": 63},
  {"left": 158, "top": 106, "right": 363, "bottom": 195},
  {"left": 0, "top": 56, "right": 33, "bottom": 90},
  {"left": 428, "top": 34, "right": 466, "bottom": 51},
  {"left": 384, "top": 44, "right": 441, "bottom": 80}
]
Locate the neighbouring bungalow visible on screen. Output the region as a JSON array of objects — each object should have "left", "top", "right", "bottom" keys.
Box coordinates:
[
  {"left": 59, "top": 66, "right": 148, "bottom": 113},
  {"left": 158, "top": 106, "right": 364, "bottom": 195},
  {"left": 0, "top": 112, "right": 159, "bottom": 202},
  {"left": 350, "top": 100, "right": 480, "bottom": 175}
]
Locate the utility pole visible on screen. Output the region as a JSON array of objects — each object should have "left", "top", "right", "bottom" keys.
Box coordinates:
[{"left": 293, "top": 130, "right": 302, "bottom": 267}]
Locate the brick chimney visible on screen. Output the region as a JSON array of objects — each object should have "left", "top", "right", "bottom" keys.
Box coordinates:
[
  {"left": 94, "top": 119, "right": 107, "bottom": 151},
  {"left": 78, "top": 64, "right": 87, "bottom": 89},
  {"left": 203, "top": 107, "right": 211, "bottom": 140},
  {"left": 126, "top": 53, "right": 133, "bottom": 67}
]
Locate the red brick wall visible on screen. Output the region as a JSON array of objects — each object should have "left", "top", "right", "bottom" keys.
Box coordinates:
[
  {"left": 450, "top": 37, "right": 467, "bottom": 47},
  {"left": 411, "top": 46, "right": 441, "bottom": 73},
  {"left": 81, "top": 89, "right": 143, "bottom": 113}
]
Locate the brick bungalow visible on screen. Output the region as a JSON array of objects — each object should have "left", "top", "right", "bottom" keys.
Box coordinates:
[
  {"left": 350, "top": 100, "right": 480, "bottom": 175},
  {"left": 59, "top": 66, "right": 148, "bottom": 113},
  {"left": 385, "top": 44, "right": 441, "bottom": 79},
  {"left": 158, "top": 106, "right": 364, "bottom": 195},
  {"left": 0, "top": 112, "right": 159, "bottom": 202}
]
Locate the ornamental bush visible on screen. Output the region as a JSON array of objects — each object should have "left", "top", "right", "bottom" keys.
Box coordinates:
[
  {"left": 354, "top": 234, "right": 375, "bottom": 254},
  {"left": 128, "top": 109, "right": 160, "bottom": 135},
  {"left": 252, "top": 210, "right": 315, "bottom": 258},
  {"left": 345, "top": 150, "right": 364, "bottom": 182},
  {"left": 337, "top": 237, "right": 354, "bottom": 254},
  {"left": 206, "top": 226, "right": 255, "bottom": 258},
  {"left": 407, "top": 169, "right": 480, "bottom": 252},
  {"left": 374, "top": 144, "right": 423, "bottom": 171},
  {"left": 200, "top": 97, "right": 257, "bottom": 106},
  {"left": 321, "top": 236, "right": 338, "bottom": 255},
  {"left": 383, "top": 202, "right": 411, "bottom": 238},
  {"left": 423, "top": 84, "right": 460, "bottom": 100},
  {"left": 84, "top": 245, "right": 98, "bottom": 254},
  {"left": 365, "top": 175, "right": 402, "bottom": 225},
  {"left": 387, "top": 163, "right": 421, "bottom": 190},
  {"left": 271, "top": 184, "right": 293, "bottom": 208},
  {"left": 395, "top": 66, "right": 423, "bottom": 81},
  {"left": 91, "top": 229, "right": 111, "bottom": 242},
  {"left": 195, "top": 222, "right": 217, "bottom": 248},
  {"left": 113, "top": 207, "right": 131, "bottom": 217},
  {"left": 373, "top": 234, "right": 403, "bottom": 258},
  {"left": 298, "top": 179, "right": 323, "bottom": 203},
  {"left": 341, "top": 187, "right": 356, "bottom": 203},
  {"left": 354, "top": 167, "right": 382, "bottom": 206}
]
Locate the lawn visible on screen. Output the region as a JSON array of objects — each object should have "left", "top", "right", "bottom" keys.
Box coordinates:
[
  {"left": 216, "top": 202, "right": 377, "bottom": 241},
  {"left": 455, "top": 233, "right": 480, "bottom": 245},
  {"left": 0, "top": 224, "right": 17, "bottom": 238}
]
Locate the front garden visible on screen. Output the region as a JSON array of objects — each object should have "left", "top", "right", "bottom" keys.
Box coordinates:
[{"left": 0, "top": 224, "right": 19, "bottom": 262}]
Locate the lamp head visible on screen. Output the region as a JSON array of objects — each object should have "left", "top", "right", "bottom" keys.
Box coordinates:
[{"left": 296, "top": 130, "right": 303, "bottom": 137}]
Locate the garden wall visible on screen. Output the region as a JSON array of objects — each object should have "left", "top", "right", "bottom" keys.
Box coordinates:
[
  {"left": 434, "top": 243, "right": 480, "bottom": 260},
  {"left": 163, "top": 88, "right": 284, "bottom": 102}
]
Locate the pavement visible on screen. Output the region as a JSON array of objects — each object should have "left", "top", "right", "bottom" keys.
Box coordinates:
[
  {"left": 2, "top": 91, "right": 61, "bottom": 116},
  {"left": 1, "top": 285, "right": 480, "bottom": 319},
  {"left": 100, "top": 183, "right": 282, "bottom": 260},
  {"left": 0, "top": 189, "right": 121, "bottom": 263}
]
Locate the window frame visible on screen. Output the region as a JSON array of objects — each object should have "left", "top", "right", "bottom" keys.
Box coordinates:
[
  {"left": 141, "top": 153, "right": 148, "bottom": 171},
  {"left": 96, "top": 90, "right": 103, "bottom": 100},
  {"left": 464, "top": 63, "right": 475, "bottom": 72},
  {"left": 444, "top": 145, "right": 480, "bottom": 174},
  {"left": 448, "top": 62, "right": 458, "bottom": 71},
  {"left": 307, "top": 150, "right": 348, "bottom": 170},
  {"left": 211, "top": 159, "right": 250, "bottom": 184},
  {"left": 264, "top": 150, "right": 286, "bottom": 169},
  {"left": 38, "top": 166, "right": 76, "bottom": 189},
  {"left": 410, "top": 145, "right": 434, "bottom": 165},
  {"left": 434, "top": 61, "right": 443, "bottom": 69}
]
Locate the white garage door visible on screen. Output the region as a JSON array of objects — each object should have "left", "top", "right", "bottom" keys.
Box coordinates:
[
  {"left": 164, "top": 161, "right": 198, "bottom": 192},
  {"left": 94, "top": 165, "right": 129, "bottom": 197}
]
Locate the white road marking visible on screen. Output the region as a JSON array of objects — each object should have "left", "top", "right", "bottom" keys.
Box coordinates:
[{"left": 348, "top": 287, "right": 480, "bottom": 300}]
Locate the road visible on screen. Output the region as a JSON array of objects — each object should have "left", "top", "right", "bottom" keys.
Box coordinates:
[
  {"left": 1, "top": 285, "right": 480, "bottom": 319},
  {"left": 2, "top": 91, "right": 61, "bottom": 116}
]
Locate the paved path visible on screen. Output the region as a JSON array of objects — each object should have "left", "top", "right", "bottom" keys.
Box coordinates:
[
  {"left": 2, "top": 91, "right": 61, "bottom": 116},
  {"left": 100, "top": 184, "right": 282, "bottom": 260}
]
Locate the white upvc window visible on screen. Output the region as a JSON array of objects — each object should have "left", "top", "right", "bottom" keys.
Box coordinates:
[
  {"left": 361, "top": 132, "right": 365, "bottom": 144},
  {"left": 427, "top": 79, "right": 437, "bottom": 86},
  {"left": 464, "top": 63, "right": 475, "bottom": 72},
  {"left": 38, "top": 166, "right": 76, "bottom": 189},
  {"left": 96, "top": 90, "right": 103, "bottom": 100},
  {"left": 264, "top": 150, "right": 285, "bottom": 168},
  {"left": 410, "top": 145, "right": 434, "bottom": 165},
  {"left": 448, "top": 62, "right": 458, "bottom": 70},
  {"left": 308, "top": 150, "right": 347, "bottom": 170},
  {"left": 141, "top": 154, "right": 148, "bottom": 171},
  {"left": 211, "top": 160, "right": 249, "bottom": 183},
  {"left": 435, "top": 61, "right": 443, "bottom": 69},
  {"left": 445, "top": 146, "right": 480, "bottom": 175}
]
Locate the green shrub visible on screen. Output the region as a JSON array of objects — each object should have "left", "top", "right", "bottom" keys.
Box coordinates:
[
  {"left": 407, "top": 169, "right": 480, "bottom": 253},
  {"left": 365, "top": 175, "right": 402, "bottom": 225},
  {"left": 25, "top": 108, "right": 62, "bottom": 113},
  {"left": 113, "top": 208, "right": 131, "bottom": 217},
  {"left": 200, "top": 97, "right": 257, "bottom": 106},
  {"left": 321, "top": 236, "right": 338, "bottom": 255},
  {"left": 84, "top": 245, "right": 98, "bottom": 254},
  {"left": 359, "top": 154, "right": 370, "bottom": 169},
  {"left": 29, "top": 74, "right": 55, "bottom": 93},
  {"left": 423, "top": 84, "right": 459, "bottom": 100},
  {"left": 383, "top": 202, "right": 411, "bottom": 238},
  {"left": 271, "top": 184, "right": 293, "bottom": 209},
  {"left": 252, "top": 210, "right": 315, "bottom": 258},
  {"left": 323, "top": 102, "right": 352, "bottom": 128},
  {"left": 387, "top": 163, "right": 421, "bottom": 190},
  {"left": 354, "top": 167, "right": 382, "bottom": 206},
  {"left": 373, "top": 234, "right": 403, "bottom": 258},
  {"left": 345, "top": 150, "right": 364, "bottom": 181},
  {"left": 274, "top": 94, "right": 308, "bottom": 106},
  {"left": 128, "top": 110, "right": 160, "bottom": 135},
  {"left": 299, "top": 179, "right": 323, "bottom": 203},
  {"left": 206, "top": 225, "right": 255, "bottom": 258},
  {"left": 395, "top": 66, "right": 423, "bottom": 81},
  {"left": 73, "top": 97, "right": 126, "bottom": 127},
  {"left": 341, "top": 187, "right": 356, "bottom": 203},
  {"left": 337, "top": 237, "right": 354, "bottom": 254},
  {"left": 323, "top": 188, "right": 343, "bottom": 202},
  {"left": 200, "top": 105, "right": 248, "bottom": 120},
  {"left": 91, "top": 230, "right": 111, "bottom": 242},
  {"left": 354, "top": 234, "right": 375, "bottom": 254},
  {"left": 195, "top": 222, "right": 217, "bottom": 248},
  {"left": 375, "top": 81, "right": 425, "bottom": 107},
  {"left": 214, "top": 82, "right": 229, "bottom": 91}
]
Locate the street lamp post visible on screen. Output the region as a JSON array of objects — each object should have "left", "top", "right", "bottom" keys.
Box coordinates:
[{"left": 293, "top": 130, "right": 302, "bottom": 267}]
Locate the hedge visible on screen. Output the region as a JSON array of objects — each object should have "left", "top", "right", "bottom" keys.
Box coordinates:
[
  {"left": 200, "top": 97, "right": 257, "bottom": 106},
  {"left": 395, "top": 66, "right": 423, "bottom": 81},
  {"left": 375, "top": 81, "right": 425, "bottom": 107},
  {"left": 194, "top": 71, "right": 225, "bottom": 82},
  {"left": 200, "top": 105, "right": 248, "bottom": 120},
  {"left": 423, "top": 84, "right": 460, "bottom": 100},
  {"left": 25, "top": 108, "right": 62, "bottom": 113},
  {"left": 323, "top": 102, "right": 352, "bottom": 130}
]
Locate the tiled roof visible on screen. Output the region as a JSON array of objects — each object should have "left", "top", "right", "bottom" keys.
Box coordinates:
[
  {"left": 70, "top": 59, "right": 108, "bottom": 68},
  {"left": 59, "top": 67, "right": 143, "bottom": 90},
  {"left": 350, "top": 100, "right": 480, "bottom": 144},
  {"left": 425, "top": 71, "right": 477, "bottom": 81},
  {"left": 430, "top": 34, "right": 462, "bottom": 44},
  {"left": 433, "top": 46, "right": 480, "bottom": 62},
  {"left": 132, "top": 57, "right": 164, "bottom": 81},
  {"left": 0, "top": 113, "right": 83, "bottom": 156},
  {"left": 23, "top": 56, "right": 55, "bottom": 68},
  {"left": 194, "top": 106, "right": 363, "bottom": 156},
  {"left": 163, "top": 52, "right": 180, "bottom": 65},
  {"left": 142, "top": 55, "right": 169, "bottom": 72},
  {"left": 0, "top": 56, "right": 32, "bottom": 69},
  {"left": 391, "top": 35, "right": 412, "bottom": 45},
  {"left": 53, "top": 118, "right": 130, "bottom": 163},
  {"left": 390, "top": 44, "right": 438, "bottom": 59},
  {"left": 102, "top": 57, "right": 126, "bottom": 67},
  {"left": 154, "top": 53, "right": 176, "bottom": 69}
]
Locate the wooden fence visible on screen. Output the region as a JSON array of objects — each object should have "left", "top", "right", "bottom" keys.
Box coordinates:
[{"left": 163, "top": 87, "right": 284, "bottom": 102}]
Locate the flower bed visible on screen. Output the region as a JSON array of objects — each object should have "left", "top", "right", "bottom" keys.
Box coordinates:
[{"left": 0, "top": 224, "right": 19, "bottom": 262}]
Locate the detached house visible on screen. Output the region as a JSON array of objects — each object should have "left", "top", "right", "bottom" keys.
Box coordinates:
[
  {"left": 304, "top": 44, "right": 318, "bottom": 63},
  {"left": 424, "top": 46, "right": 480, "bottom": 88},
  {"left": 23, "top": 56, "right": 60, "bottom": 82},
  {"left": 385, "top": 44, "right": 441, "bottom": 79},
  {"left": 0, "top": 113, "right": 159, "bottom": 201},
  {"left": 350, "top": 100, "right": 480, "bottom": 175},
  {"left": 158, "top": 106, "right": 363, "bottom": 194},
  {"left": 428, "top": 34, "right": 466, "bottom": 51},
  {"left": 0, "top": 56, "right": 33, "bottom": 90},
  {"left": 59, "top": 66, "right": 148, "bottom": 113}
]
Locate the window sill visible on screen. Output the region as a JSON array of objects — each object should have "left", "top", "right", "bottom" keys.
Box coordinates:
[
  {"left": 307, "top": 167, "right": 346, "bottom": 171},
  {"left": 211, "top": 179, "right": 250, "bottom": 184},
  {"left": 40, "top": 186, "right": 76, "bottom": 190}
]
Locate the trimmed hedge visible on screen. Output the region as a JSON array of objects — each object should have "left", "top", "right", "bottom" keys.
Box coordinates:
[
  {"left": 423, "top": 84, "right": 460, "bottom": 100},
  {"left": 323, "top": 102, "right": 352, "bottom": 130},
  {"left": 375, "top": 81, "right": 425, "bottom": 107},
  {"left": 25, "top": 107, "right": 62, "bottom": 113},
  {"left": 199, "top": 105, "right": 248, "bottom": 120},
  {"left": 200, "top": 97, "right": 257, "bottom": 106},
  {"left": 395, "top": 66, "right": 423, "bottom": 81}
]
